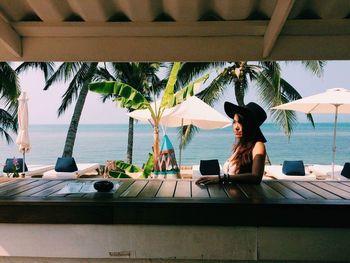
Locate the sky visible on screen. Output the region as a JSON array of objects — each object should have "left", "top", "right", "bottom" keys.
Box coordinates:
[{"left": 8, "top": 60, "right": 350, "bottom": 124}]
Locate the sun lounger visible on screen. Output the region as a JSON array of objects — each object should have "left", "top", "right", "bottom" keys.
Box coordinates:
[
  {"left": 42, "top": 163, "right": 100, "bottom": 179},
  {"left": 1, "top": 164, "right": 55, "bottom": 178},
  {"left": 264, "top": 165, "right": 316, "bottom": 181},
  {"left": 308, "top": 164, "right": 349, "bottom": 180},
  {"left": 25, "top": 164, "right": 55, "bottom": 177}
]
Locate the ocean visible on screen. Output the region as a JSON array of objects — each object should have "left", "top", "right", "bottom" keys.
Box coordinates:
[{"left": 1, "top": 123, "right": 349, "bottom": 167}]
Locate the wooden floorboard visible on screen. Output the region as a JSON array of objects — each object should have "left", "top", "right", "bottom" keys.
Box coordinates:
[{"left": 156, "top": 180, "right": 176, "bottom": 198}]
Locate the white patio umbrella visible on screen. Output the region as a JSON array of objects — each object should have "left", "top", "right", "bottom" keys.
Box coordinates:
[
  {"left": 128, "top": 100, "right": 173, "bottom": 125},
  {"left": 16, "top": 92, "right": 31, "bottom": 174},
  {"left": 160, "top": 96, "right": 231, "bottom": 167},
  {"left": 128, "top": 96, "right": 231, "bottom": 167},
  {"left": 272, "top": 88, "right": 350, "bottom": 178}
]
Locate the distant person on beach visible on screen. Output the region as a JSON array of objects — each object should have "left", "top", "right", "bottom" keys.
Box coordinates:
[{"left": 196, "top": 102, "right": 267, "bottom": 185}]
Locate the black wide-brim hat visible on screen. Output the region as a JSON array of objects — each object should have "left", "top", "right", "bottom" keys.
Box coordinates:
[{"left": 224, "top": 101, "right": 267, "bottom": 143}]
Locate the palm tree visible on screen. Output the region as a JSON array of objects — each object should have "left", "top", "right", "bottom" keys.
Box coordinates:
[
  {"left": 95, "top": 62, "right": 165, "bottom": 164},
  {"left": 0, "top": 62, "right": 19, "bottom": 143},
  {"left": 44, "top": 62, "right": 98, "bottom": 157},
  {"left": 89, "top": 62, "right": 208, "bottom": 164},
  {"left": 177, "top": 61, "right": 325, "bottom": 148}
]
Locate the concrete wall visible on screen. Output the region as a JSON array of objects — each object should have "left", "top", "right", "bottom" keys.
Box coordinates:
[{"left": 0, "top": 224, "right": 349, "bottom": 262}]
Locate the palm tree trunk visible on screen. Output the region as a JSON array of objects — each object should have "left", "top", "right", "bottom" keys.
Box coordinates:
[
  {"left": 153, "top": 125, "right": 160, "bottom": 167},
  {"left": 234, "top": 81, "right": 245, "bottom": 106},
  {"left": 126, "top": 116, "right": 134, "bottom": 163},
  {"left": 62, "top": 84, "right": 89, "bottom": 157}
]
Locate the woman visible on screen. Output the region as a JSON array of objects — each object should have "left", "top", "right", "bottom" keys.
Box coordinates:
[{"left": 196, "top": 101, "right": 267, "bottom": 185}]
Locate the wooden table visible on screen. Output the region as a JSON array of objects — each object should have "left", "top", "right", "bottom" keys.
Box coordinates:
[{"left": 1, "top": 178, "right": 350, "bottom": 227}]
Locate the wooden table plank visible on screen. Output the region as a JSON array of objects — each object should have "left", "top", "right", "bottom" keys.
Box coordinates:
[
  {"left": 138, "top": 180, "right": 162, "bottom": 198},
  {"left": 1, "top": 180, "right": 47, "bottom": 196},
  {"left": 207, "top": 184, "right": 229, "bottom": 198},
  {"left": 296, "top": 182, "right": 342, "bottom": 200},
  {"left": 0, "top": 180, "right": 35, "bottom": 196},
  {"left": 327, "top": 182, "right": 350, "bottom": 193},
  {"left": 174, "top": 180, "right": 191, "bottom": 198},
  {"left": 341, "top": 182, "right": 350, "bottom": 187},
  {"left": 280, "top": 181, "right": 324, "bottom": 199},
  {"left": 191, "top": 181, "right": 209, "bottom": 198},
  {"left": 156, "top": 180, "right": 176, "bottom": 198},
  {"left": 114, "top": 180, "right": 135, "bottom": 197},
  {"left": 32, "top": 181, "right": 69, "bottom": 197},
  {"left": 239, "top": 182, "right": 285, "bottom": 199},
  {"left": 0, "top": 178, "right": 12, "bottom": 185},
  {"left": 264, "top": 181, "right": 305, "bottom": 199},
  {"left": 311, "top": 182, "right": 350, "bottom": 199},
  {"left": 225, "top": 184, "right": 248, "bottom": 199},
  {"left": 120, "top": 180, "right": 147, "bottom": 197},
  {"left": 14, "top": 180, "right": 63, "bottom": 196}
]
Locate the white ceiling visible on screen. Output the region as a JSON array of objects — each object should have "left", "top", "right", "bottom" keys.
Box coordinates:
[{"left": 0, "top": 0, "right": 350, "bottom": 61}]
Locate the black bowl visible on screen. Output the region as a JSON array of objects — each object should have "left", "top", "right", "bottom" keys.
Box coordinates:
[{"left": 94, "top": 180, "right": 114, "bottom": 192}]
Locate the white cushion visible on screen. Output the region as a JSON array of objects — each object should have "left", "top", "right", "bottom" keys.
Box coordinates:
[
  {"left": 264, "top": 165, "right": 316, "bottom": 181},
  {"left": 42, "top": 163, "right": 100, "bottom": 179},
  {"left": 1, "top": 164, "right": 54, "bottom": 178},
  {"left": 309, "top": 164, "right": 349, "bottom": 180}
]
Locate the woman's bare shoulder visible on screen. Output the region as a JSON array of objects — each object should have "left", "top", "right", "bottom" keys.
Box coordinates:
[{"left": 253, "top": 141, "right": 266, "bottom": 154}]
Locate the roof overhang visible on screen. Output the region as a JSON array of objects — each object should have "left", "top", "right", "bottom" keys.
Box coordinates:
[{"left": 1, "top": 0, "right": 350, "bottom": 61}]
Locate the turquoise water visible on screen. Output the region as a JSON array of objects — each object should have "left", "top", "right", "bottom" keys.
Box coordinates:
[{"left": 0, "top": 123, "right": 349, "bottom": 167}]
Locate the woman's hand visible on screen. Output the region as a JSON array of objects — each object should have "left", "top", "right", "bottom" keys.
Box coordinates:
[{"left": 195, "top": 176, "right": 220, "bottom": 185}]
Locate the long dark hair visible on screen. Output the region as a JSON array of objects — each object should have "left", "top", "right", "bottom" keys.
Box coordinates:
[{"left": 231, "top": 113, "right": 258, "bottom": 173}]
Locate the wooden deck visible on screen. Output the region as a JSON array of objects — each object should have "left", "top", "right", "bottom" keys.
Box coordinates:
[{"left": 1, "top": 177, "right": 350, "bottom": 227}]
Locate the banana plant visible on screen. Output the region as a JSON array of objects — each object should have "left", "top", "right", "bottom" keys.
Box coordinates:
[{"left": 89, "top": 62, "right": 208, "bottom": 163}]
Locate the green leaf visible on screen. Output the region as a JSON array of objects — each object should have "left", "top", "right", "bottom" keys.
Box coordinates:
[
  {"left": 115, "top": 160, "right": 142, "bottom": 173},
  {"left": 171, "top": 74, "right": 209, "bottom": 106},
  {"left": 89, "top": 81, "right": 150, "bottom": 110},
  {"left": 141, "top": 153, "right": 154, "bottom": 178},
  {"left": 108, "top": 171, "right": 131, "bottom": 178},
  {"left": 160, "top": 62, "right": 181, "bottom": 109}
]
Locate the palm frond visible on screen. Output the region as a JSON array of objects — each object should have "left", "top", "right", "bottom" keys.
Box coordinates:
[
  {"left": 301, "top": 60, "right": 326, "bottom": 77},
  {"left": 0, "top": 62, "right": 19, "bottom": 101},
  {"left": 15, "top": 62, "right": 55, "bottom": 81},
  {"left": 0, "top": 108, "right": 17, "bottom": 143},
  {"left": 58, "top": 63, "right": 97, "bottom": 116},
  {"left": 44, "top": 62, "right": 83, "bottom": 90},
  {"left": 94, "top": 67, "right": 116, "bottom": 82},
  {"left": 178, "top": 124, "right": 199, "bottom": 149},
  {"left": 177, "top": 62, "right": 226, "bottom": 87},
  {"left": 197, "top": 70, "right": 231, "bottom": 105}
]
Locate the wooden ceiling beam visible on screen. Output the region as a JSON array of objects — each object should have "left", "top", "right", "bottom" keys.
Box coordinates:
[
  {"left": 0, "top": 17, "right": 21, "bottom": 57},
  {"left": 67, "top": 0, "right": 109, "bottom": 22},
  {"left": 263, "top": 0, "right": 295, "bottom": 58},
  {"left": 13, "top": 21, "right": 267, "bottom": 37},
  {"left": 26, "top": 0, "right": 69, "bottom": 22},
  {"left": 1, "top": 35, "right": 350, "bottom": 62}
]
